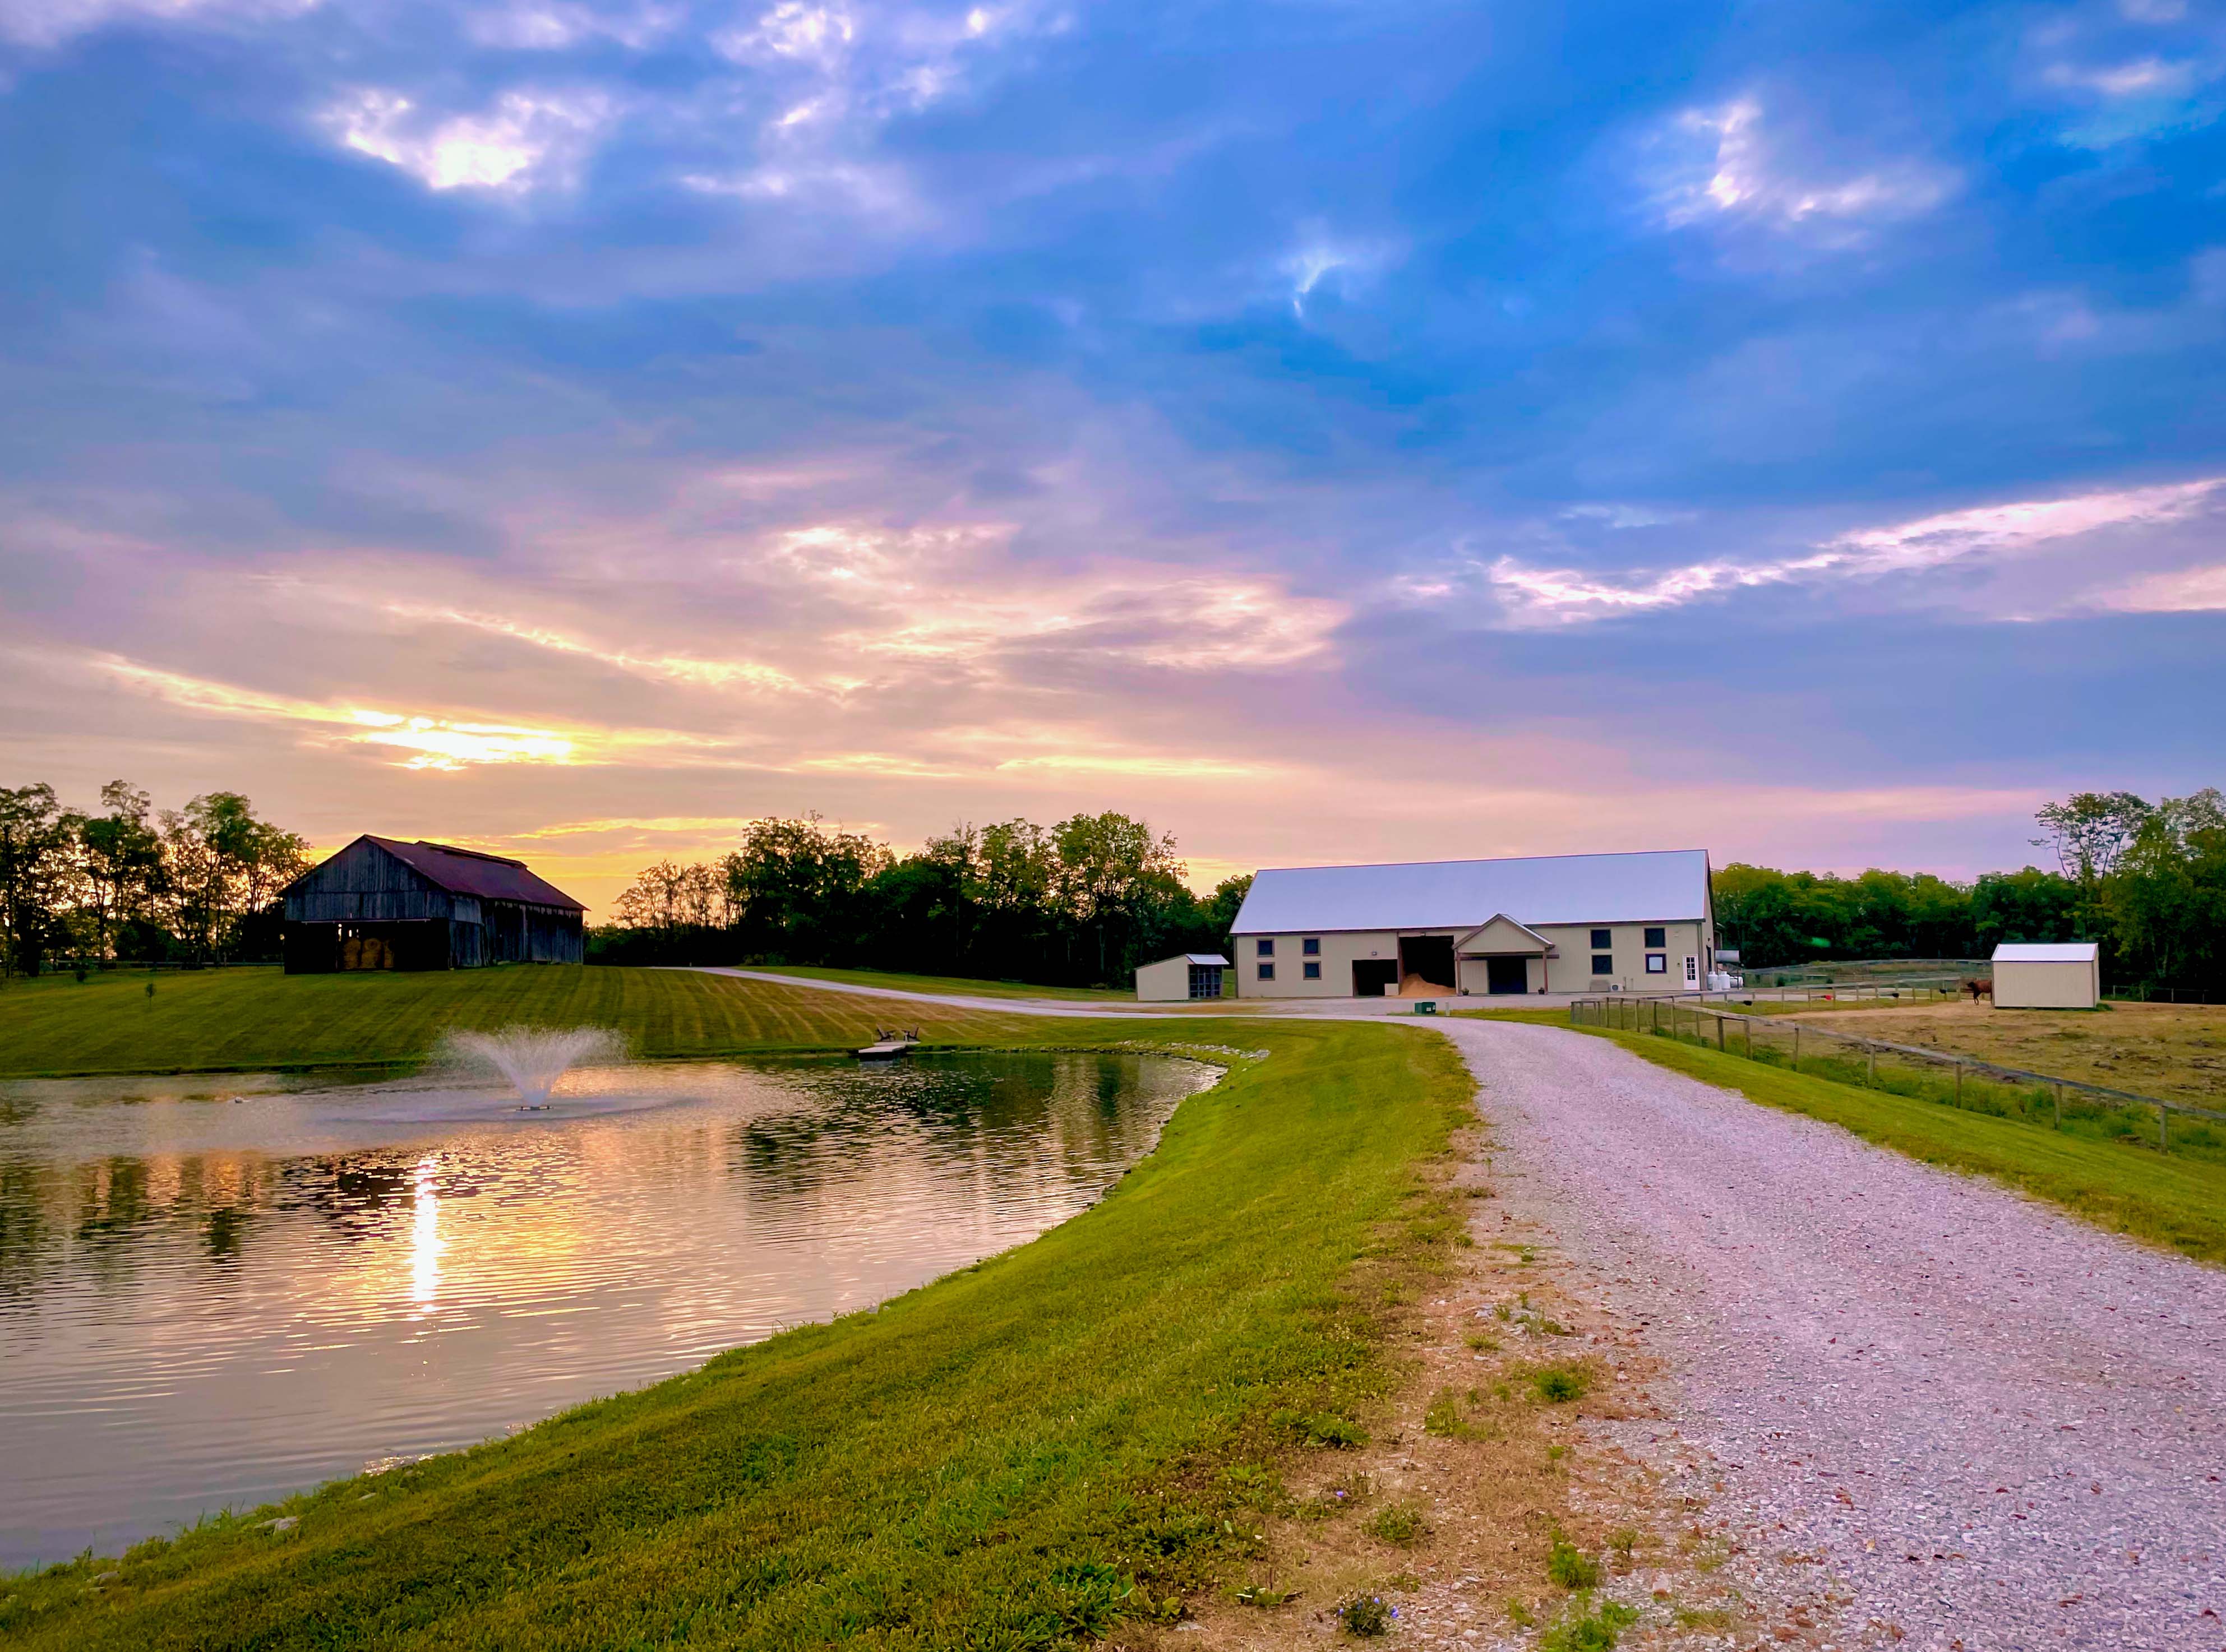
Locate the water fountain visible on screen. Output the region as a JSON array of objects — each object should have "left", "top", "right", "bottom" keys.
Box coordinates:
[{"left": 441, "top": 1027, "right": 627, "bottom": 1109}]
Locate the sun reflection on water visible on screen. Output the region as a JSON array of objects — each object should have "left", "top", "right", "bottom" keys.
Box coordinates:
[{"left": 410, "top": 1156, "right": 442, "bottom": 1311}]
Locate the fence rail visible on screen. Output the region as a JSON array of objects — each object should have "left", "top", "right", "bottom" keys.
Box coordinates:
[{"left": 1570, "top": 994, "right": 2226, "bottom": 1153}]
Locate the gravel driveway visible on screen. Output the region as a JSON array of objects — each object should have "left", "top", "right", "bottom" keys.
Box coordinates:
[{"left": 1438, "top": 1017, "right": 2226, "bottom": 1651}]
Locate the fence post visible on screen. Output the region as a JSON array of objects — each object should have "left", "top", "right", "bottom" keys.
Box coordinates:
[
  {"left": 1716, "top": 1013, "right": 1725, "bottom": 1053},
  {"left": 1744, "top": 1018, "right": 1751, "bottom": 1059},
  {"left": 1793, "top": 1025, "right": 1801, "bottom": 1071}
]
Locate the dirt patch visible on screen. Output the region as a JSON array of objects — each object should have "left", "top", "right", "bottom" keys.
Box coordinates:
[{"left": 1113, "top": 1119, "right": 1838, "bottom": 1652}]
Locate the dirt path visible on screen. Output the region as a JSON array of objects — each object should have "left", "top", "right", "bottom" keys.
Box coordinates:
[{"left": 1438, "top": 1017, "right": 2226, "bottom": 1650}]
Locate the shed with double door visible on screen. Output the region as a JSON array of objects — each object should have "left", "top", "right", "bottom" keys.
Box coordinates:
[
  {"left": 1135, "top": 953, "right": 1230, "bottom": 1002},
  {"left": 1989, "top": 941, "right": 2099, "bottom": 1010}
]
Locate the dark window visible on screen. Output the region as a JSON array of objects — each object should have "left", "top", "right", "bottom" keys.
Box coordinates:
[
  {"left": 1256, "top": 937, "right": 1274, "bottom": 956},
  {"left": 1644, "top": 926, "right": 1666, "bottom": 948},
  {"left": 1590, "top": 928, "right": 1611, "bottom": 948},
  {"left": 1257, "top": 962, "right": 1275, "bottom": 982},
  {"left": 1302, "top": 937, "right": 1320, "bottom": 955},
  {"left": 1303, "top": 960, "right": 1321, "bottom": 980},
  {"left": 1591, "top": 954, "right": 1614, "bottom": 975},
  {"left": 1645, "top": 953, "right": 1667, "bottom": 974}
]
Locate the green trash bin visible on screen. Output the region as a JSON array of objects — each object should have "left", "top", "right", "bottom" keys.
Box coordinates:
[{"left": 1414, "top": 1001, "right": 1438, "bottom": 1016}]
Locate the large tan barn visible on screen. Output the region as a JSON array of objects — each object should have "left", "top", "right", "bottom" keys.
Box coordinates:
[
  {"left": 1990, "top": 942, "right": 2100, "bottom": 1009},
  {"left": 1229, "top": 850, "right": 1715, "bottom": 999}
]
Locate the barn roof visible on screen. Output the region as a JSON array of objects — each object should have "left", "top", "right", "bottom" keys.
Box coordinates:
[
  {"left": 1230, "top": 849, "right": 1711, "bottom": 934},
  {"left": 1991, "top": 942, "right": 2098, "bottom": 963},
  {"left": 364, "top": 836, "right": 585, "bottom": 910}
]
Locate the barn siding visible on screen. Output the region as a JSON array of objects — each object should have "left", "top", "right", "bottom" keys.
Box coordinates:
[{"left": 283, "top": 839, "right": 584, "bottom": 972}]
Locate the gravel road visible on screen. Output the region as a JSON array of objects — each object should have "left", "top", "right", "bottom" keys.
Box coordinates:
[{"left": 1437, "top": 1016, "right": 2226, "bottom": 1651}]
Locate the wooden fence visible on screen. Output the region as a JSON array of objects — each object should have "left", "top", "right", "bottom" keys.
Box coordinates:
[{"left": 1569, "top": 994, "right": 2226, "bottom": 1154}]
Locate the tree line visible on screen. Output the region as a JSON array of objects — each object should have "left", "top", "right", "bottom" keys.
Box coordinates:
[
  {"left": 592, "top": 812, "right": 1254, "bottom": 989},
  {"left": 0, "top": 782, "right": 310, "bottom": 979},
  {"left": 1715, "top": 788, "right": 2226, "bottom": 991}
]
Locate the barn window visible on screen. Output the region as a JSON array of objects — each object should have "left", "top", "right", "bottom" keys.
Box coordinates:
[
  {"left": 1646, "top": 953, "right": 1667, "bottom": 974},
  {"left": 1258, "top": 962, "right": 1276, "bottom": 982},
  {"left": 1257, "top": 937, "right": 1274, "bottom": 956},
  {"left": 1644, "top": 926, "right": 1666, "bottom": 947},
  {"left": 1303, "top": 961, "right": 1321, "bottom": 979},
  {"left": 1590, "top": 928, "right": 1611, "bottom": 948},
  {"left": 1303, "top": 937, "right": 1320, "bottom": 955},
  {"left": 1591, "top": 954, "right": 1614, "bottom": 975}
]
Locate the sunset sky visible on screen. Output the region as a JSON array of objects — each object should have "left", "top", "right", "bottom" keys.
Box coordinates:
[{"left": 4, "top": 0, "right": 2223, "bottom": 915}]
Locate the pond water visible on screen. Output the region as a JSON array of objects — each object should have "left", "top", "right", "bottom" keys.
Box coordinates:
[{"left": 0, "top": 1049, "right": 1214, "bottom": 1570}]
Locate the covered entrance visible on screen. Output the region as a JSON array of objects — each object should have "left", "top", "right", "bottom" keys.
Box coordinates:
[{"left": 1453, "top": 914, "right": 1554, "bottom": 997}]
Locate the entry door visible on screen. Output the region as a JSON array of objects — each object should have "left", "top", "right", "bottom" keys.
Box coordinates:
[{"left": 1485, "top": 956, "right": 1528, "bottom": 994}]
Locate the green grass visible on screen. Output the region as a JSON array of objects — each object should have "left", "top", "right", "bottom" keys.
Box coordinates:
[
  {"left": 0, "top": 966, "right": 1035, "bottom": 1078},
  {"left": 1, "top": 1017, "right": 1476, "bottom": 1650},
  {"left": 736, "top": 965, "right": 1151, "bottom": 1002},
  {"left": 1579, "top": 1024, "right": 2226, "bottom": 1267}
]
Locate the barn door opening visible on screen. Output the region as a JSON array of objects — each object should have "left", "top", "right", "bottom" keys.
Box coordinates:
[
  {"left": 1397, "top": 935, "right": 1456, "bottom": 993},
  {"left": 1351, "top": 959, "right": 1399, "bottom": 997}
]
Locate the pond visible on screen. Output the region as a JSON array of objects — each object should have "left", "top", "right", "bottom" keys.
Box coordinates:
[{"left": 0, "top": 1048, "right": 1215, "bottom": 1570}]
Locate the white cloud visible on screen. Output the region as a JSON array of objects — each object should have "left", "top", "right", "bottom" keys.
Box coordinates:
[
  {"left": 1560, "top": 503, "right": 1694, "bottom": 530},
  {"left": 1472, "top": 478, "right": 2225, "bottom": 627},
  {"left": 714, "top": 1, "right": 854, "bottom": 66},
  {"left": 465, "top": 0, "right": 679, "bottom": 50},
  {"left": 322, "top": 87, "right": 616, "bottom": 193},
  {"left": 2103, "top": 564, "right": 2226, "bottom": 613},
  {"left": 1655, "top": 98, "right": 1957, "bottom": 237},
  {"left": 1280, "top": 233, "right": 1399, "bottom": 317}
]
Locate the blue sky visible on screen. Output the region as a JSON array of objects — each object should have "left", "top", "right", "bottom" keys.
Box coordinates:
[{"left": 3, "top": 0, "right": 2223, "bottom": 910}]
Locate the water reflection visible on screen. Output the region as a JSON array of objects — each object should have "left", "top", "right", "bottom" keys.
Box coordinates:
[{"left": 0, "top": 1051, "right": 1211, "bottom": 1568}]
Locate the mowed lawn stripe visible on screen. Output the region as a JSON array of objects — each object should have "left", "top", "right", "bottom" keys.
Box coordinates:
[{"left": 0, "top": 967, "right": 1028, "bottom": 1077}]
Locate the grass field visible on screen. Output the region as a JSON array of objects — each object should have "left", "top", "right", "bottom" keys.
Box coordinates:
[
  {"left": 0, "top": 966, "right": 1034, "bottom": 1078},
  {"left": 1567, "top": 1022, "right": 2226, "bottom": 1267},
  {"left": 737, "top": 965, "right": 1152, "bottom": 1002},
  {"left": 1, "top": 1017, "right": 1478, "bottom": 1651},
  {"left": 1706, "top": 998, "right": 2226, "bottom": 1110}
]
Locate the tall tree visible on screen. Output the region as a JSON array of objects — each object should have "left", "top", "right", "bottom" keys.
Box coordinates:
[
  {"left": 75, "top": 781, "right": 164, "bottom": 960},
  {"left": 0, "top": 785, "right": 73, "bottom": 981}
]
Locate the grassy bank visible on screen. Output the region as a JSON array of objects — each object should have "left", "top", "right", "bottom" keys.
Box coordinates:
[
  {"left": 0, "top": 966, "right": 1031, "bottom": 1079},
  {"left": 1573, "top": 1023, "right": 2226, "bottom": 1267},
  {"left": 737, "top": 965, "right": 1146, "bottom": 1002},
  {"left": 2, "top": 1017, "right": 1478, "bottom": 1650}
]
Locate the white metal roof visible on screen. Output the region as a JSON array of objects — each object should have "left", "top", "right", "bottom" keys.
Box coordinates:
[
  {"left": 1230, "top": 850, "right": 1710, "bottom": 934},
  {"left": 1149, "top": 953, "right": 1231, "bottom": 966},
  {"left": 1991, "top": 942, "right": 2098, "bottom": 963}
]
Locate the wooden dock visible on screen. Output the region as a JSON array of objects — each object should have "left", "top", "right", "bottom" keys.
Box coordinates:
[{"left": 855, "top": 1033, "right": 917, "bottom": 1059}]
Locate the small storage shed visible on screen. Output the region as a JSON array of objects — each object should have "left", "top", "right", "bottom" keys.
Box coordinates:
[
  {"left": 1990, "top": 942, "right": 2100, "bottom": 1010},
  {"left": 281, "top": 836, "right": 586, "bottom": 973},
  {"left": 1136, "top": 954, "right": 1230, "bottom": 1002}
]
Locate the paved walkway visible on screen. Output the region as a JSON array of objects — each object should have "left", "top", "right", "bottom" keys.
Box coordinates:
[{"left": 703, "top": 971, "right": 2226, "bottom": 1646}]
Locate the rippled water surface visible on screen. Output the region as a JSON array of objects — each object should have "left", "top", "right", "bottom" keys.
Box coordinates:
[{"left": 0, "top": 1051, "right": 1213, "bottom": 1568}]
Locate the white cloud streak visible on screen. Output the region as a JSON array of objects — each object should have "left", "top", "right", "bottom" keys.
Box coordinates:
[{"left": 1477, "top": 478, "right": 2225, "bottom": 627}]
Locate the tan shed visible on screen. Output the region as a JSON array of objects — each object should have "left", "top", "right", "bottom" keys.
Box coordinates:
[
  {"left": 1136, "top": 953, "right": 1230, "bottom": 1002},
  {"left": 1991, "top": 942, "right": 2099, "bottom": 1010}
]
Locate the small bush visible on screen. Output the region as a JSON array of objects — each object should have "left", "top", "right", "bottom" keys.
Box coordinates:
[
  {"left": 1422, "top": 1389, "right": 1479, "bottom": 1439},
  {"left": 1528, "top": 1363, "right": 1591, "bottom": 1404},
  {"left": 1337, "top": 1593, "right": 1396, "bottom": 1637},
  {"left": 1547, "top": 1535, "right": 1600, "bottom": 1590},
  {"left": 1362, "top": 1502, "right": 1425, "bottom": 1545},
  {"left": 1539, "top": 1599, "right": 1639, "bottom": 1652}
]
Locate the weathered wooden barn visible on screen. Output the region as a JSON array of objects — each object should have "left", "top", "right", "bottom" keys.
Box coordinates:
[{"left": 280, "top": 836, "right": 586, "bottom": 973}]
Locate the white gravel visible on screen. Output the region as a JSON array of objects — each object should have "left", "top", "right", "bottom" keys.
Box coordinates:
[{"left": 1435, "top": 1017, "right": 2226, "bottom": 1651}]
